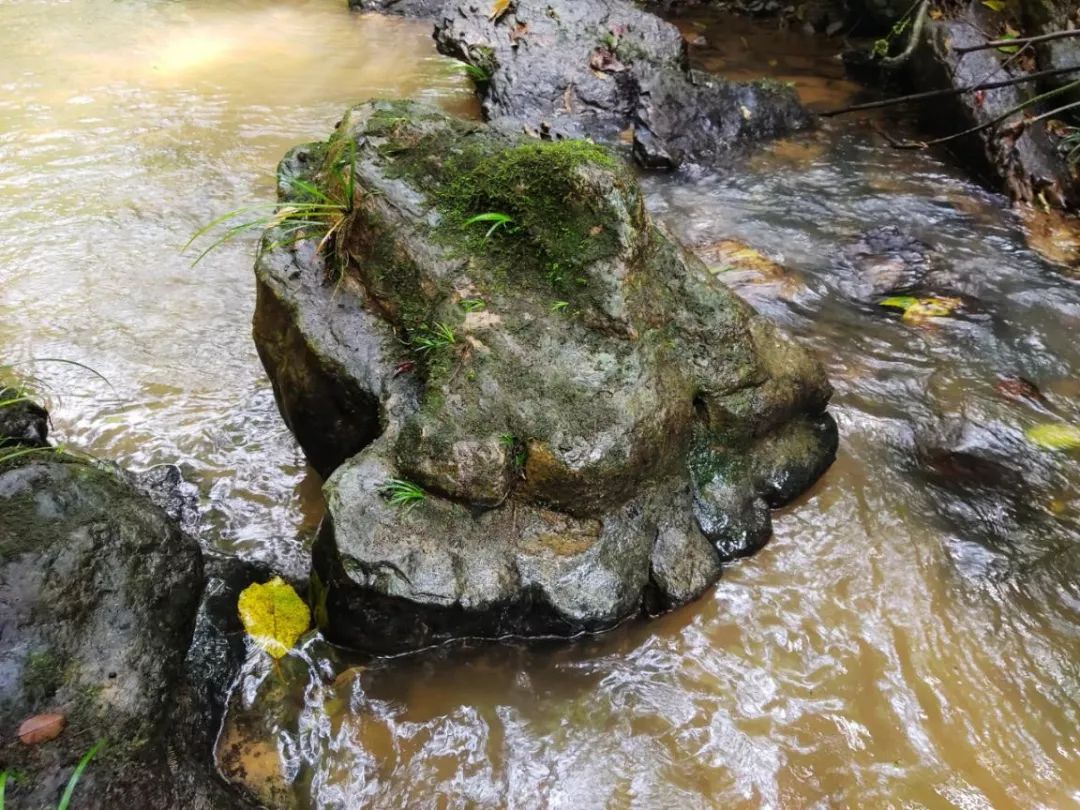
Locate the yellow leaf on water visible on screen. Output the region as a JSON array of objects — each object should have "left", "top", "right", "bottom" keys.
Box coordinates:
[
  {"left": 1025, "top": 423, "right": 1080, "bottom": 451},
  {"left": 489, "top": 0, "right": 510, "bottom": 21},
  {"left": 238, "top": 577, "right": 311, "bottom": 659},
  {"left": 879, "top": 295, "right": 960, "bottom": 322}
]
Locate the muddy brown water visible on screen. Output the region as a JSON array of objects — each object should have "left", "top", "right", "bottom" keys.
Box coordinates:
[{"left": 2, "top": 1, "right": 1079, "bottom": 807}]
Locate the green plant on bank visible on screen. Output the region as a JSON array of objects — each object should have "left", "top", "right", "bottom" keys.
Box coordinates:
[
  {"left": 411, "top": 322, "right": 457, "bottom": 354},
  {"left": 463, "top": 212, "right": 515, "bottom": 241},
  {"left": 461, "top": 61, "right": 492, "bottom": 87},
  {"left": 459, "top": 298, "right": 486, "bottom": 313},
  {"left": 550, "top": 300, "right": 570, "bottom": 313},
  {"left": 0, "top": 740, "right": 103, "bottom": 810},
  {"left": 498, "top": 432, "right": 527, "bottom": 469},
  {"left": 184, "top": 140, "right": 358, "bottom": 267},
  {"left": 379, "top": 478, "right": 427, "bottom": 509},
  {"left": 871, "top": 0, "right": 922, "bottom": 58},
  {"left": 1063, "top": 130, "right": 1080, "bottom": 168}
]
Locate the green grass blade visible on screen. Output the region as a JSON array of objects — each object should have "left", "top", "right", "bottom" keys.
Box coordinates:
[
  {"left": 57, "top": 741, "right": 103, "bottom": 810},
  {"left": 18, "top": 358, "right": 115, "bottom": 392},
  {"left": 1, "top": 770, "right": 8, "bottom": 810}
]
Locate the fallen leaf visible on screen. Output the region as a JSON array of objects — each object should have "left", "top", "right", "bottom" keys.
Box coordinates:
[
  {"left": 1025, "top": 423, "right": 1080, "bottom": 451},
  {"left": 589, "top": 47, "right": 626, "bottom": 73},
  {"left": 981, "top": 0, "right": 1005, "bottom": 11},
  {"left": 19, "top": 713, "right": 66, "bottom": 745},
  {"left": 879, "top": 296, "right": 919, "bottom": 310},
  {"left": 238, "top": 577, "right": 311, "bottom": 660},
  {"left": 995, "top": 376, "right": 1046, "bottom": 404},
  {"left": 489, "top": 0, "right": 510, "bottom": 21},
  {"left": 929, "top": 7, "right": 944, "bottom": 20},
  {"left": 740, "top": 104, "right": 753, "bottom": 121},
  {"left": 509, "top": 22, "right": 528, "bottom": 43},
  {"left": 879, "top": 295, "right": 961, "bottom": 322}
]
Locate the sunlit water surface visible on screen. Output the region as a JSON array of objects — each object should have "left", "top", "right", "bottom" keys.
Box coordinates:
[{"left": 2, "top": 2, "right": 1079, "bottom": 808}]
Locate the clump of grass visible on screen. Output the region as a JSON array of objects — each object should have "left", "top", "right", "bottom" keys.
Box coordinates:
[
  {"left": 379, "top": 478, "right": 426, "bottom": 510},
  {"left": 498, "top": 432, "right": 527, "bottom": 470},
  {"left": 461, "top": 62, "right": 492, "bottom": 86},
  {"left": 184, "top": 140, "right": 358, "bottom": 267},
  {"left": 411, "top": 322, "right": 457, "bottom": 355},
  {"left": 460, "top": 298, "right": 486, "bottom": 313},
  {"left": 1063, "top": 130, "right": 1080, "bottom": 168},
  {"left": 550, "top": 300, "right": 570, "bottom": 313}
]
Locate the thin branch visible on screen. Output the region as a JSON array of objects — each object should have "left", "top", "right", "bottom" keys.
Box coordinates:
[
  {"left": 884, "top": 78, "right": 1080, "bottom": 149},
  {"left": 819, "top": 65, "right": 1080, "bottom": 117},
  {"left": 953, "top": 28, "right": 1080, "bottom": 55},
  {"left": 1025, "top": 98, "right": 1080, "bottom": 127}
]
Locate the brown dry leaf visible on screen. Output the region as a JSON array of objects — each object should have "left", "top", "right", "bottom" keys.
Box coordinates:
[
  {"left": 589, "top": 48, "right": 626, "bottom": 73},
  {"left": 1018, "top": 205, "right": 1080, "bottom": 269},
  {"left": 489, "top": 0, "right": 510, "bottom": 21},
  {"left": 929, "top": 7, "right": 944, "bottom": 20},
  {"left": 18, "top": 712, "right": 66, "bottom": 745},
  {"left": 509, "top": 22, "right": 529, "bottom": 43}
]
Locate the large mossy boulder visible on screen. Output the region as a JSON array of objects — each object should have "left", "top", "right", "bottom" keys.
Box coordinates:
[
  {"left": 0, "top": 418, "right": 246, "bottom": 806},
  {"left": 254, "top": 100, "right": 837, "bottom": 653}
]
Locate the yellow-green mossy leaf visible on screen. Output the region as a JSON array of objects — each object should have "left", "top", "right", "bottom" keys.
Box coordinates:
[
  {"left": 1025, "top": 423, "right": 1080, "bottom": 451},
  {"left": 238, "top": 577, "right": 311, "bottom": 659}
]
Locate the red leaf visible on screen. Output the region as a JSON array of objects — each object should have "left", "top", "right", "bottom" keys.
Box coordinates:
[{"left": 18, "top": 713, "right": 66, "bottom": 745}]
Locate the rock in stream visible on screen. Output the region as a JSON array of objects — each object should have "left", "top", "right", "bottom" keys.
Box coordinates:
[
  {"left": 358, "top": 0, "right": 813, "bottom": 169},
  {"left": 0, "top": 397, "right": 252, "bottom": 808},
  {"left": 254, "top": 100, "right": 838, "bottom": 654}
]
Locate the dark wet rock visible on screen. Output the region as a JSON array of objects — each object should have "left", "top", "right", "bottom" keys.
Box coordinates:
[
  {"left": 0, "top": 386, "right": 49, "bottom": 449},
  {"left": 0, "top": 392, "right": 251, "bottom": 808},
  {"left": 837, "top": 226, "right": 934, "bottom": 301},
  {"left": 1021, "top": 1, "right": 1080, "bottom": 100},
  {"left": 432, "top": 0, "right": 812, "bottom": 170},
  {"left": 906, "top": 2, "right": 1080, "bottom": 212},
  {"left": 0, "top": 454, "right": 247, "bottom": 807},
  {"left": 128, "top": 463, "right": 202, "bottom": 537},
  {"left": 254, "top": 100, "right": 837, "bottom": 653},
  {"left": 835, "top": 225, "right": 979, "bottom": 303},
  {"left": 909, "top": 378, "right": 1078, "bottom": 580}
]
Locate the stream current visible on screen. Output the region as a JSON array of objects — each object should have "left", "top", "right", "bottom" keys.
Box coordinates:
[{"left": 1, "top": 1, "right": 1078, "bottom": 807}]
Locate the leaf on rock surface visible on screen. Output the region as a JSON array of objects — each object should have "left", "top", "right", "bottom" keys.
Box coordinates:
[
  {"left": 1025, "top": 423, "right": 1080, "bottom": 451},
  {"left": 981, "top": 0, "right": 1006, "bottom": 11},
  {"left": 238, "top": 577, "right": 311, "bottom": 659},
  {"left": 489, "top": 0, "right": 510, "bottom": 21},
  {"left": 18, "top": 712, "right": 65, "bottom": 745}
]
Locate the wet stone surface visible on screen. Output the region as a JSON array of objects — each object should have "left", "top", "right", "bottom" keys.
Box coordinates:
[{"left": 254, "top": 100, "right": 837, "bottom": 653}]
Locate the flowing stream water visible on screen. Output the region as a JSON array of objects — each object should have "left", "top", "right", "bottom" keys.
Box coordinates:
[{"left": 2, "top": 1, "right": 1079, "bottom": 807}]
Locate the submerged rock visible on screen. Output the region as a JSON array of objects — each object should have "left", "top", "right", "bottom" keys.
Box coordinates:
[
  {"left": 431, "top": 0, "right": 812, "bottom": 170},
  {"left": 254, "top": 100, "right": 837, "bottom": 653}
]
